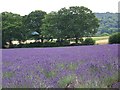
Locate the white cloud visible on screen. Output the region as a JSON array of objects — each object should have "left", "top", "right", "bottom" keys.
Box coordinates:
[{"left": 0, "top": 0, "right": 119, "bottom": 15}]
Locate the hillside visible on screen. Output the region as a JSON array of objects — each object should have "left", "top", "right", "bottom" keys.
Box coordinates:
[{"left": 95, "top": 12, "right": 118, "bottom": 36}]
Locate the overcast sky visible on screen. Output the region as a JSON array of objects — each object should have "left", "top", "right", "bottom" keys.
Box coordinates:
[{"left": 0, "top": 0, "right": 120, "bottom": 16}]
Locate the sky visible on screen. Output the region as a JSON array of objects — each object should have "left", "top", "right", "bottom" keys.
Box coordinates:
[{"left": 0, "top": 0, "right": 120, "bottom": 16}]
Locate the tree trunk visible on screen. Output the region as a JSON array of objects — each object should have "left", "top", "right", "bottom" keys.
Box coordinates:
[
  {"left": 9, "top": 40, "right": 12, "bottom": 45},
  {"left": 41, "top": 35, "right": 44, "bottom": 43},
  {"left": 18, "top": 40, "right": 22, "bottom": 44},
  {"left": 56, "top": 38, "right": 63, "bottom": 45},
  {"left": 9, "top": 40, "right": 13, "bottom": 48},
  {"left": 75, "top": 37, "right": 78, "bottom": 44}
]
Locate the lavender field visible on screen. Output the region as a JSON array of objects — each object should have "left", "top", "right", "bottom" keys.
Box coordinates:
[{"left": 2, "top": 44, "right": 119, "bottom": 88}]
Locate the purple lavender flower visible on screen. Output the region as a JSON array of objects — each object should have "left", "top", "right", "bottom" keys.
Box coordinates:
[{"left": 2, "top": 44, "right": 119, "bottom": 88}]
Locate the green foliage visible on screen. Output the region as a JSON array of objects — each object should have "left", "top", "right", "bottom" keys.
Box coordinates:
[
  {"left": 3, "top": 72, "right": 15, "bottom": 78},
  {"left": 66, "top": 63, "right": 78, "bottom": 71},
  {"left": 23, "top": 10, "right": 46, "bottom": 41},
  {"left": 42, "top": 6, "right": 99, "bottom": 44},
  {"left": 101, "top": 33, "right": 110, "bottom": 36},
  {"left": 12, "top": 41, "right": 70, "bottom": 48},
  {"left": 2, "top": 11, "right": 47, "bottom": 48},
  {"left": 83, "top": 38, "right": 95, "bottom": 45},
  {"left": 89, "top": 64, "right": 100, "bottom": 74},
  {"left": 56, "top": 63, "right": 65, "bottom": 69},
  {"left": 42, "top": 42, "right": 59, "bottom": 47},
  {"left": 2, "top": 9, "right": 119, "bottom": 48},
  {"left": 109, "top": 32, "right": 120, "bottom": 44},
  {"left": 2, "top": 12, "right": 23, "bottom": 47},
  {"left": 56, "top": 39, "right": 70, "bottom": 46},
  {"left": 58, "top": 75, "right": 76, "bottom": 88},
  {"left": 95, "top": 12, "right": 118, "bottom": 35},
  {"left": 44, "top": 71, "right": 56, "bottom": 78},
  {"left": 101, "top": 72, "right": 118, "bottom": 88},
  {"left": 20, "top": 42, "right": 43, "bottom": 48}
]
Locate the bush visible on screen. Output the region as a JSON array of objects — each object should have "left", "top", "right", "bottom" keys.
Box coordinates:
[
  {"left": 56, "top": 40, "right": 70, "bottom": 46},
  {"left": 15, "top": 42, "right": 43, "bottom": 48},
  {"left": 4, "top": 40, "right": 71, "bottom": 48},
  {"left": 62, "top": 40, "right": 70, "bottom": 46},
  {"left": 43, "top": 42, "right": 59, "bottom": 47},
  {"left": 101, "top": 33, "right": 110, "bottom": 36},
  {"left": 83, "top": 38, "right": 95, "bottom": 45},
  {"left": 109, "top": 32, "right": 120, "bottom": 44},
  {"left": 15, "top": 44, "right": 24, "bottom": 48}
]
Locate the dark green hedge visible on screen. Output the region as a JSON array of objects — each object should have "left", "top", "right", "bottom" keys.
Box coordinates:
[
  {"left": 109, "top": 32, "right": 120, "bottom": 44},
  {"left": 83, "top": 38, "right": 95, "bottom": 45}
]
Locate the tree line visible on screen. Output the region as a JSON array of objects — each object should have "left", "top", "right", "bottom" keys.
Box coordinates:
[
  {"left": 2, "top": 6, "right": 100, "bottom": 48},
  {"left": 95, "top": 12, "right": 118, "bottom": 36}
]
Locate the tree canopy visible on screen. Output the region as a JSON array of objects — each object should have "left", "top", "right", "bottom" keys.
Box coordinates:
[
  {"left": 2, "top": 12, "right": 23, "bottom": 45},
  {"left": 42, "top": 6, "right": 99, "bottom": 43},
  {"left": 2, "top": 6, "right": 118, "bottom": 48},
  {"left": 95, "top": 12, "right": 118, "bottom": 36},
  {"left": 23, "top": 10, "right": 46, "bottom": 41}
]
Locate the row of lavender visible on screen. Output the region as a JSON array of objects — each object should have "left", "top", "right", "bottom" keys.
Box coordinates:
[{"left": 2, "top": 44, "right": 119, "bottom": 88}]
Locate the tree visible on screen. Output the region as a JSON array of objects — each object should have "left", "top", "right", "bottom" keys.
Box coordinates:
[
  {"left": 58, "top": 6, "right": 99, "bottom": 43},
  {"left": 95, "top": 13, "right": 118, "bottom": 36},
  {"left": 2, "top": 12, "right": 23, "bottom": 47},
  {"left": 41, "top": 11, "right": 61, "bottom": 41},
  {"left": 23, "top": 10, "right": 46, "bottom": 42},
  {"left": 42, "top": 6, "right": 99, "bottom": 44}
]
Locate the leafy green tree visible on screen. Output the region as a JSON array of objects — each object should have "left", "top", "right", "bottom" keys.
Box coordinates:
[
  {"left": 42, "top": 6, "right": 99, "bottom": 44},
  {"left": 58, "top": 6, "right": 99, "bottom": 43},
  {"left": 2, "top": 12, "right": 23, "bottom": 47},
  {"left": 23, "top": 10, "right": 46, "bottom": 42},
  {"left": 41, "top": 11, "right": 61, "bottom": 41}
]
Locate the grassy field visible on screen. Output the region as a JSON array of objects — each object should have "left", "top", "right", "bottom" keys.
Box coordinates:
[
  {"left": 91, "top": 36, "right": 109, "bottom": 45},
  {"left": 70, "top": 36, "right": 109, "bottom": 45},
  {"left": 90, "top": 36, "right": 109, "bottom": 41}
]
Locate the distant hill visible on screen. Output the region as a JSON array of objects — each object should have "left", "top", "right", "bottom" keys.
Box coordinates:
[{"left": 94, "top": 12, "right": 118, "bottom": 36}]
